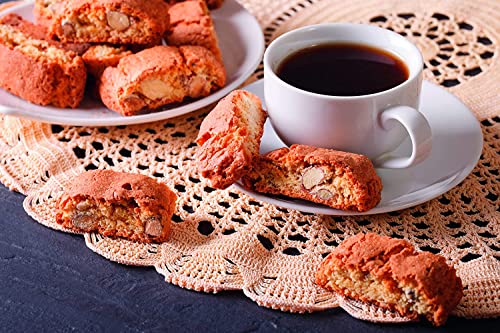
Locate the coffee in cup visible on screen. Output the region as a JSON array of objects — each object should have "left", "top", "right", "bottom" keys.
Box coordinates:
[
  {"left": 263, "top": 23, "right": 432, "bottom": 169},
  {"left": 276, "top": 43, "right": 409, "bottom": 96}
]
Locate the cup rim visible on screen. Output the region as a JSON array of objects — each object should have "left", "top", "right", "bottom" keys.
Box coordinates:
[{"left": 263, "top": 22, "right": 424, "bottom": 100}]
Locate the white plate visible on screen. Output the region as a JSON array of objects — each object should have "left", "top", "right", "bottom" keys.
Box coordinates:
[
  {"left": 0, "top": 0, "right": 264, "bottom": 126},
  {"left": 234, "top": 80, "right": 483, "bottom": 216}
]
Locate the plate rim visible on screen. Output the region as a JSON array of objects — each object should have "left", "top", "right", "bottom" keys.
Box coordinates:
[
  {"left": 0, "top": 0, "right": 265, "bottom": 126},
  {"left": 233, "top": 79, "right": 483, "bottom": 216}
]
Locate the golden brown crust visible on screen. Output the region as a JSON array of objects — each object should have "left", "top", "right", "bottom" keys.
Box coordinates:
[
  {"left": 166, "top": 0, "right": 222, "bottom": 62},
  {"left": 241, "top": 145, "right": 382, "bottom": 212},
  {"left": 196, "top": 90, "right": 267, "bottom": 189},
  {"left": 0, "top": 14, "right": 86, "bottom": 108},
  {"left": 50, "top": 0, "right": 170, "bottom": 45},
  {"left": 316, "top": 233, "right": 463, "bottom": 326},
  {"left": 99, "top": 45, "right": 225, "bottom": 116},
  {"left": 56, "top": 170, "right": 177, "bottom": 243}
]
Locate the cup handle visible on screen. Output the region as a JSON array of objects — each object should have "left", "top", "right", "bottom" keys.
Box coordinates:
[{"left": 373, "top": 106, "right": 432, "bottom": 169}]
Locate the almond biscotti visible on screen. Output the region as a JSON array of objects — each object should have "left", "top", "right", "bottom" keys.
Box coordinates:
[
  {"left": 49, "top": 0, "right": 170, "bottom": 45},
  {"left": 316, "top": 233, "right": 463, "bottom": 326},
  {"left": 2, "top": 12, "right": 91, "bottom": 55},
  {"left": 99, "top": 45, "right": 226, "bottom": 116},
  {"left": 82, "top": 44, "right": 132, "bottom": 78},
  {"left": 196, "top": 90, "right": 267, "bottom": 189},
  {"left": 241, "top": 145, "right": 382, "bottom": 212},
  {"left": 0, "top": 14, "right": 86, "bottom": 108},
  {"left": 56, "top": 170, "right": 177, "bottom": 243},
  {"left": 166, "top": 0, "right": 222, "bottom": 62}
]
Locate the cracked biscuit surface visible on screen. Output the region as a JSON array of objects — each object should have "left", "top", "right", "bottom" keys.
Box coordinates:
[
  {"left": 316, "top": 233, "right": 463, "bottom": 326},
  {"left": 56, "top": 170, "right": 177, "bottom": 243},
  {"left": 241, "top": 145, "right": 382, "bottom": 212}
]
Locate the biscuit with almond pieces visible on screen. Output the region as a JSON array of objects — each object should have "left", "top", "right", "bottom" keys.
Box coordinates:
[
  {"left": 316, "top": 233, "right": 463, "bottom": 326},
  {"left": 241, "top": 145, "right": 382, "bottom": 212},
  {"left": 56, "top": 170, "right": 177, "bottom": 243}
]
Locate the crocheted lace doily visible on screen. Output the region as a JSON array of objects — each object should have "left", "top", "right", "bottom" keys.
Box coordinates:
[{"left": 0, "top": 0, "right": 499, "bottom": 321}]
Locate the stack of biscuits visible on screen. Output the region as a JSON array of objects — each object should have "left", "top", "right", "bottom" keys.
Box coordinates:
[{"left": 0, "top": 0, "right": 226, "bottom": 115}]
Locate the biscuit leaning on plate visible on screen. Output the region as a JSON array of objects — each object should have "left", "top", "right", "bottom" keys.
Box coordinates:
[
  {"left": 316, "top": 233, "right": 463, "bottom": 326},
  {"left": 196, "top": 89, "right": 267, "bottom": 189},
  {"left": 99, "top": 45, "right": 226, "bottom": 116},
  {"left": 56, "top": 170, "right": 177, "bottom": 243},
  {"left": 241, "top": 145, "right": 382, "bottom": 212}
]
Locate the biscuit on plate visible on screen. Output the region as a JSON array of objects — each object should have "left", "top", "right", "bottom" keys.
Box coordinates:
[
  {"left": 99, "top": 45, "right": 226, "bottom": 116},
  {"left": 166, "top": 0, "right": 223, "bottom": 62},
  {"left": 82, "top": 44, "right": 132, "bottom": 78},
  {"left": 241, "top": 144, "right": 382, "bottom": 212},
  {"left": 0, "top": 13, "right": 86, "bottom": 108},
  {"left": 56, "top": 170, "right": 177, "bottom": 243},
  {"left": 196, "top": 90, "right": 267, "bottom": 189},
  {"left": 49, "top": 0, "right": 170, "bottom": 45},
  {"left": 316, "top": 233, "right": 463, "bottom": 326}
]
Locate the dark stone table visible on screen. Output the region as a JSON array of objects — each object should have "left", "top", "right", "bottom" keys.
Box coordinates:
[{"left": 1, "top": 184, "right": 498, "bottom": 332}]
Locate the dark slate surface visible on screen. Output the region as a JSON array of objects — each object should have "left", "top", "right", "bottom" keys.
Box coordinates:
[{"left": 0, "top": 184, "right": 498, "bottom": 332}]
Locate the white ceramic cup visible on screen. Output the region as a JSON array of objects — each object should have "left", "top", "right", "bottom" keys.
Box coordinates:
[{"left": 263, "top": 23, "right": 432, "bottom": 168}]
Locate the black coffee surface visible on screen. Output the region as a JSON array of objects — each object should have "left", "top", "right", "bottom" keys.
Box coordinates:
[{"left": 276, "top": 43, "right": 409, "bottom": 96}]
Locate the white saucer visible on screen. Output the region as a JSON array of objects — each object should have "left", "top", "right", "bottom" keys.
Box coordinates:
[
  {"left": 234, "top": 80, "right": 483, "bottom": 216},
  {"left": 0, "top": 0, "right": 264, "bottom": 126}
]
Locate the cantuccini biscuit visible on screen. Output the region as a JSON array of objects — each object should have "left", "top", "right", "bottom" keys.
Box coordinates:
[
  {"left": 49, "top": 0, "right": 170, "bottom": 45},
  {"left": 56, "top": 170, "right": 177, "bottom": 243},
  {"left": 99, "top": 45, "right": 226, "bottom": 116},
  {"left": 82, "top": 44, "right": 132, "bottom": 78},
  {"left": 0, "top": 14, "right": 86, "bottom": 108},
  {"left": 166, "top": 0, "right": 222, "bottom": 62},
  {"left": 2, "top": 12, "right": 91, "bottom": 55},
  {"left": 196, "top": 90, "right": 267, "bottom": 189},
  {"left": 1, "top": 12, "right": 48, "bottom": 40},
  {"left": 316, "top": 233, "right": 463, "bottom": 326},
  {"left": 241, "top": 145, "right": 382, "bottom": 212}
]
